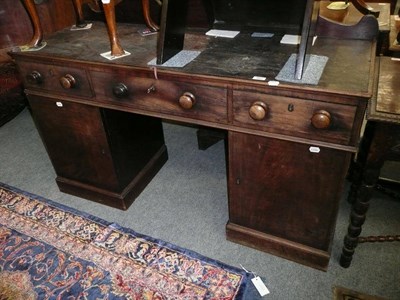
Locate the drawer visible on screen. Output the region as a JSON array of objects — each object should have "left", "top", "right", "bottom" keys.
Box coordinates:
[
  {"left": 90, "top": 70, "right": 227, "bottom": 124},
  {"left": 17, "top": 61, "right": 93, "bottom": 98},
  {"left": 233, "top": 90, "right": 357, "bottom": 145}
]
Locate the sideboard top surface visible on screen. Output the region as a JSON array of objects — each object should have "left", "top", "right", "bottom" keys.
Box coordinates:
[{"left": 11, "top": 21, "right": 375, "bottom": 98}]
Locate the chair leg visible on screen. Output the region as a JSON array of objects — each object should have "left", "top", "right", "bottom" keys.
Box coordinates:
[
  {"left": 71, "top": 0, "right": 88, "bottom": 28},
  {"left": 102, "top": 0, "right": 125, "bottom": 56},
  {"left": 21, "top": 0, "right": 44, "bottom": 49},
  {"left": 142, "top": 0, "right": 159, "bottom": 31}
]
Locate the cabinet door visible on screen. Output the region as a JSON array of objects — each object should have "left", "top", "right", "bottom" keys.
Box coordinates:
[
  {"left": 228, "top": 132, "right": 351, "bottom": 251},
  {"left": 28, "top": 95, "right": 121, "bottom": 191}
]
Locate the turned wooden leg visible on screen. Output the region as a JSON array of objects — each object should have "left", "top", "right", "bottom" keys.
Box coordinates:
[
  {"left": 71, "top": 0, "right": 88, "bottom": 28},
  {"left": 350, "top": 0, "right": 380, "bottom": 17},
  {"left": 102, "top": 0, "right": 125, "bottom": 56},
  {"left": 340, "top": 124, "right": 376, "bottom": 267},
  {"left": 21, "top": 0, "right": 44, "bottom": 48},
  {"left": 340, "top": 122, "right": 396, "bottom": 267},
  {"left": 340, "top": 172, "right": 377, "bottom": 267},
  {"left": 142, "top": 0, "right": 159, "bottom": 31},
  {"left": 346, "top": 123, "right": 373, "bottom": 204}
]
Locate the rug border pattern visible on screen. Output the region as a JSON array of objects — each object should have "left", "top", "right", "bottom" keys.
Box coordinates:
[{"left": 0, "top": 182, "right": 250, "bottom": 299}]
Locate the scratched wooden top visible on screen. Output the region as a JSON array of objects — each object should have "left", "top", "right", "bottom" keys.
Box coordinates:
[{"left": 11, "top": 21, "right": 376, "bottom": 98}]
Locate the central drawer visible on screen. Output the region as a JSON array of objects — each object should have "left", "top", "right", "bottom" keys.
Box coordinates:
[
  {"left": 233, "top": 90, "right": 358, "bottom": 145},
  {"left": 90, "top": 70, "right": 228, "bottom": 124}
]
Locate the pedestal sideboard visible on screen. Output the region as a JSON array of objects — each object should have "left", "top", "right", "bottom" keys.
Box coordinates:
[{"left": 11, "top": 20, "right": 377, "bottom": 270}]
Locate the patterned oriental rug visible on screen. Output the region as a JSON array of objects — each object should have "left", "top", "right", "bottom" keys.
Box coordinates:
[{"left": 0, "top": 182, "right": 251, "bottom": 299}]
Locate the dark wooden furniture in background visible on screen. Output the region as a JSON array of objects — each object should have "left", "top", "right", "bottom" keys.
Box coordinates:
[
  {"left": 11, "top": 0, "right": 378, "bottom": 270},
  {"left": 350, "top": 0, "right": 380, "bottom": 16},
  {"left": 389, "top": 14, "right": 400, "bottom": 55},
  {"left": 0, "top": 62, "right": 27, "bottom": 127},
  {"left": 320, "top": 1, "right": 391, "bottom": 55},
  {"left": 367, "top": 0, "right": 398, "bottom": 14},
  {"left": 340, "top": 57, "right": 400, "bottom": 268},
  {"left": 0, "top": 0, "right": 76, "bottom": 62}
]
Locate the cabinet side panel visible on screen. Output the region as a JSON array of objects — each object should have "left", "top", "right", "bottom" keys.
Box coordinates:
[{"left": 101, "top": 109, "right": 166, "bottom": 189}]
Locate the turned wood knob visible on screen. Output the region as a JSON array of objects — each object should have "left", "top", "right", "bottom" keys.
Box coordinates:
[
  {"left": 311, "top": 110, "right": 331, "bottom": 129},
  {"left": 249, "top": 101, "right": 268, "bottom": 121},
  {"left": 179, "top": 92, "right": 196, "bottom": 109},
  {"left": 112, "top": 83, "right": 129, "bottom": 98},
  {"left": 60, "top": 74, "right": 76, "bottom": 89},
  {"left": 26, "top": 71, "right": 42, "bottom": 85}
]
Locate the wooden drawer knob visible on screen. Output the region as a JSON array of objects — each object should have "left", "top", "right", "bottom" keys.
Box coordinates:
[
  {"left": 60, "top": 74, "right": 76, "bottom": 89},
  {"left": 249, "top": 101, "right": 268, "bottom": 121},
  {"left": 311, "top": 110, "right": 331, "bottom": 129},
  {"left": 112, "top": 83, "right": 129, "bottom": 98},
  {"left": 26, "top": 71, "right": 42, "bottom": 85},
  {"left": 179, "top": 92, "right": 196, "bottom": 109}
]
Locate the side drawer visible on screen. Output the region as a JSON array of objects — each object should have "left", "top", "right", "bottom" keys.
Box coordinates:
[
  {"left": 233, "top": 90, "right": 357, "bottom": 145},
  {"left": 17, "top": 61, "right": 93, "bottom": 98},
  {"left": 90, "top": 70, "right": 228, "bottom": 124}
]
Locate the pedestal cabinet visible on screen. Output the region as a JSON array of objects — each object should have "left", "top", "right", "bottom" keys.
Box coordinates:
[
  {"left": 227, "top": 132, "right": 351, "bottom": 267},
  {"left": 11, "top": 18, "right": 376, "bottom": 270},
  {"left": 28, "top": 95, "right": 167, "bottom": 210}
]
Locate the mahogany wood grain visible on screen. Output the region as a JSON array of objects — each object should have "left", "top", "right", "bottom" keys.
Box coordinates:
[
  {"left": 227, "top": 131, "right": 352, "bottom": 270},
  {"left": 17, "top": 60, "right": 93, "bottom": 98},
  {"left": 10, "top": 19, "right": 376, "bottom": 269},
  {"left": 232, "top": 90, "right": 358, "bottom": 146},
  {"left": 27, "top": 94, "right": 167, "bottom": 210},
  {"left": 90, "top": 68, "right": 228, "bottom": 124}
]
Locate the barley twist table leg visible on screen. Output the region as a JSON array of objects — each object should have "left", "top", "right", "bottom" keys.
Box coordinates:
[{"left": 340, "top": 122, "right": 398, "bottom": 267}]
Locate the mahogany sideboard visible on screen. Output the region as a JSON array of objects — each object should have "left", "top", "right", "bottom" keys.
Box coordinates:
[{"left": 10, "top": 19, "right": 377, "bottom": 270}]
